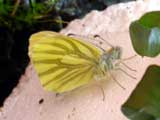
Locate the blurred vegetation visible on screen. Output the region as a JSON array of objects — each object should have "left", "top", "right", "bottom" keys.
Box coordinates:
[{"left": 0, "top": 0, "right": 134, "bottom": 31}]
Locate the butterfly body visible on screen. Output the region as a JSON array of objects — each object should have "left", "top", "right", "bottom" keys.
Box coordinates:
[
  {"left": 29, "top": 31, "right": 122, "bottom": 93},
  {"left": 99, "top": 47, "right": 122, "bottom": 73}
]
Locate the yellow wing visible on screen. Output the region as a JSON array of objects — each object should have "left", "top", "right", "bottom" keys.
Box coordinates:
[{"left": 29, "top": 31, "right": 102, "bottom": 93}]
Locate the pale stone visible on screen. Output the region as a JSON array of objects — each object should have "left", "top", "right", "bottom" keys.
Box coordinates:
[{"left": 0, "top": 0, "right": 160, "bottom": 120}]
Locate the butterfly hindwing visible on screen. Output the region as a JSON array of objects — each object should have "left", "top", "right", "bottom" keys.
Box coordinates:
[{"left": 29, "top": 31, "right": 102, "bottom": 93}]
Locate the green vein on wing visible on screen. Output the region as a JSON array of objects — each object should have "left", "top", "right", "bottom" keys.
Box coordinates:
[{"left": 56, "top": 66, "right": 92, "bottom": 92}]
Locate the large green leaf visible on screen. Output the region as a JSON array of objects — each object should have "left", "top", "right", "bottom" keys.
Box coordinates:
[
  {"left": 121, "top": 65, "right": 160, "bottom": 120},
  {"left": 130, "top": 11, "right": 160, "bottom": 57}
]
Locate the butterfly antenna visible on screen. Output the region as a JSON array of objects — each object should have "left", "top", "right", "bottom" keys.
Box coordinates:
[
  {"left": 67, "top": 33, "right": 106, "bottom": 52},
  {"left": 93, "top": 34, "right": 114, "bottom": 48},
  {"left": 67, "top": 33, "right": 76, "bottom": 37}
]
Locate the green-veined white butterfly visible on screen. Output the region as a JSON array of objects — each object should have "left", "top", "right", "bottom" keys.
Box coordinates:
[{"left": 29, "top": 31, "right": 131, "bottom": 93}]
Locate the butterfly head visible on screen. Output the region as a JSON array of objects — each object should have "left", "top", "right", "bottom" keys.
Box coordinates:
[
  {"left": 109, "top": 46, "right": 122, "bottom": 60},
  {"left": 99, "top": 46, "right": 122, "bottom": 74}
]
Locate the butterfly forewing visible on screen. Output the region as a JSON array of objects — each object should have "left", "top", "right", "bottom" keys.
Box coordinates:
[{"left": 29, "top": 31, "right": 102, "bottom": 93}]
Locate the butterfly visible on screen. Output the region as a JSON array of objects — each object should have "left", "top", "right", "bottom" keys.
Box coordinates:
[{"left": 29, "top": 31, "right": 124, "bottom": 93}]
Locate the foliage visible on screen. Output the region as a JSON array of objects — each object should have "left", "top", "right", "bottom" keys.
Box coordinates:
[
  {"left": 122, "top": 11, "right": 160, "bottom": 120},
  {"left": 122, "top": 65, "right": 160, "bottom": 120},
  {"left": 130, "top": 11, "right": 160, "bottom": 57}
]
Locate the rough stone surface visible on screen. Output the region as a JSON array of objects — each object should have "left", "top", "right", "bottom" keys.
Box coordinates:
[{"left": 1, "top": 0, "right": 160, "bottom": 120}]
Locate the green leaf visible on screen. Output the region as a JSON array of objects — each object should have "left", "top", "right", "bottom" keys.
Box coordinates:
[
  {"left": 121, "top": 65, "right": 160, "bottom": 120},
  {"left": 130, "top": 11, "right": 160, "bottom": 57}
]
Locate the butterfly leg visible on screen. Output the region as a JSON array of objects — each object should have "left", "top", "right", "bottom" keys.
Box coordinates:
[
  {"left": 108, "top": 71, "right": 126, "bottom": 90},
  {"left": 88, "top": 81, "right": 105, "bottom": 101},
  {"left": 94, "top": 83, "right": 105, "bottom": 101},
  {"left": 115, "top": 55, "right": 137, "bottom": 72},
  {"left": 119, "top": 62, "right": 136, "bottom": 72},
  {"left": 114, "top": 67, "right": 136, "bottom": 80},
  {"left": 120, "top": 55, "right": 137, "bottom": 61},
  {"left": 115, "top": 61, "right": 137, "bottom": 72}
]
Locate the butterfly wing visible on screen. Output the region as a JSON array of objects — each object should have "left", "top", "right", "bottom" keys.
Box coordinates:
[{"left": 29, "top": 31, "right": 102, "bottom": 93}]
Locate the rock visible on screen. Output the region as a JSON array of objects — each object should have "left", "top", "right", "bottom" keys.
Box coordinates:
[{"left": 1, "top": 0, "right": 160, "bottom": 120}]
